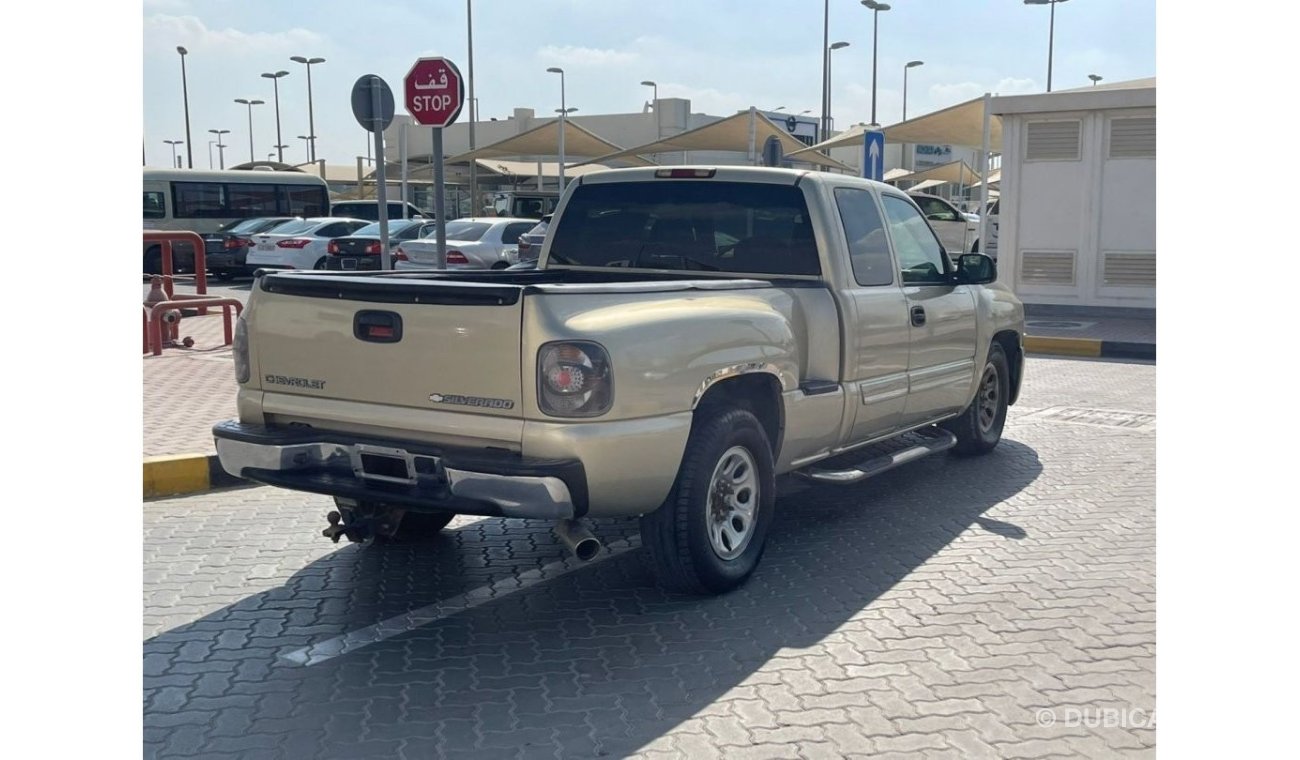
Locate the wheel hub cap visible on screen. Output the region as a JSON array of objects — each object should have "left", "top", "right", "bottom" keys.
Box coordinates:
[
  {"left": 978, "top": 364, "right": 999, "bottom": 432},
  {"left": 706, "top": 446, "right": 759, "bottom": 560}
]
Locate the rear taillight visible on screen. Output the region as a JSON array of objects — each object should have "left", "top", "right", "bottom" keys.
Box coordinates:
[
  {"left": 364, "top": 242, "right": 381, "bottom": 255},
  {"left": 447, "top": 251, "right": 468, "bottom": 264},
  {"left": 277, "top": 238, "right": 312, "bottom": 249},
  {"left": 233, "top": 318, "right": 250, "bottom": 384},
  {"left": 538, "top": 342, "right": 613, "bottom": 417},
  {"left": 224, "top": 237, "right": 247, "bottom": 250},
  {"left": 654, "top": 168, "right": 716, "bottom": 178},
  {"left": 327, "top": 241, "right": 340, "bottom": 254},
  {"left": 394, "top": 247, "right": 408, "bottom": 262}
]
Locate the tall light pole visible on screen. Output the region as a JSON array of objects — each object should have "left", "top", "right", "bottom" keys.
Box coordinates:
[
  {"left": 902, "top": 60, "right": 924, "bottom": 171},
  {"left": 547, "top": 67, "right": 567, "bottom": 192},
  {"left": 297, "top": 135, "right": 312, "bottom": 163},
  {"left": 827, "top": 42, "right": 850, "bottom": 134},
  {"left": 234, "top": 98, "right": 264, "bottom": 163},
  {"left": 164, "top": 140, "right": 184, "bottom": 168},
  {"left": 209, "top": 129, "right": 229, "bottom": 170},
  {"left": 261, "top": 70, "right": 290, "bottom": 163},
  {"left": 641, "top": 80, "right": 658, "bottom": 108},
  {"left": 862, "top": 1, "right": 891, "bottom": 127},
  {"left": 290, "top": 56, "right": 325, "bottom": 161},
  {"left": 820, "top": 0, "right": 830, "bottom": 145},
  {"left": 1025, "top": 0, "right": 1069, "bottom": 92},
  {"left": 467, "top": 0, "right": 478, "bottom": 222},
  {"left": 208, "top": 140, "right": 216, "bottom": 169},
  {"left": 176, "top": 46, "right": 194, "bottom": 168},
  {"left": 1088, "top": 73, "right": 1103, "bottom": 86}
]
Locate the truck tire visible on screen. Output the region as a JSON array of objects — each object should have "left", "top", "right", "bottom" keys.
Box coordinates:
[
  {"left": 943, "top": 342, "right": 1009, "bottom": 455},
  {"left": 640, "top": 406, "right": 776, "bottom": 594}
]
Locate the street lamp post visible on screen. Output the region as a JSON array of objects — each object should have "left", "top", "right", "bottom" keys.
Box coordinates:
[
  {"left": 261, "top": 70, "right": 290, "bottom": 163},
  {"left": 640, "top": 80, "right": 658, "bottom": 109},
  {"left": 547, "top": 67, "right": 567, "bottom": 192},
  {"left": 209, "top": 129, "right": 229, "bottom": 170},
  {"left": 1088, "top": 73, "right": 1103, "bottom": 86},
  {"left": 164, "top": 140, "right": 184, "bottom": 168},
  {"left": 297, "top": 135, "right": 313, "bottom": 163},
  {"left": 234, "top": 98, "right": 265, "bottom": 163},
  {"left": 827, "top": 42, "right": 850, "bottom": 134},
  {"left": 467, "top": 0, "right": 479, "bottom": 223},
  {"left": 862, "top": 1, "right": 892, "bottom": 127},
  {"left": 902, "top": 60, "right": 923, "bottom": 170},
  {"left": 290, "top": 56, "right": 326, "bottom": 161},
  {"left": 176, "top": 46, "right": 194, "bottom": 168},
  {"left": 1025, "top": 0, "right": 1070, "bottom": 92},
  {"left": 208, "top": 140, "right": 216, "bottom": 169}
]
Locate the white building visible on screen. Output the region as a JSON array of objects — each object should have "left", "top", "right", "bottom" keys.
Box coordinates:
[{"left": 991, "top": 79, "right": 1156, "bottom": 311}]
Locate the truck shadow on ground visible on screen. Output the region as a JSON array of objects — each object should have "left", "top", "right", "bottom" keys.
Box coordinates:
[{"left": 145, "top": 438, "right": 1041, "bottom": 759}]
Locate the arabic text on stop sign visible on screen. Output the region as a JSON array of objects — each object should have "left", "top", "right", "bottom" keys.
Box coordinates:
[{"left": 411, "top": 94, "right": 456, "bottom": 113}]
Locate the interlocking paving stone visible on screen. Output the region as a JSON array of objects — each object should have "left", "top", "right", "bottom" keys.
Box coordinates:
[{"left": 144, "top": 357, "right": 1155, "bottom": 758}]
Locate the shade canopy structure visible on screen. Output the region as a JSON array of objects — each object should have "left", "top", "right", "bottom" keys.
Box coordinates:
[
  {"left": 887, "top": 159, "right": 982, "bottom": 188},
  {"left": 883, "top": 167, "right": 911, "bottom": 182},
  {"left": 969, "top": 168, "right": 1001, "bottom": 188},
  {"left": 445, "top": 119, "right": 657, "bottom": 167},
  {"left": 903, "top": 179, "right": 945, "bottom": 193},
  {"left": 789, "top": 95, "right": 1005, "bottom": 159},
  {"left": 573, "top": 109, "right": 854, "bottom": 171},
  {"left": 373, "top": 158, "right": 614, "bottom": 182}
]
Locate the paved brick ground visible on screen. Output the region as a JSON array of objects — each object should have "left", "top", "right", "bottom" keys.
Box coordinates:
[{"left": 144, "top": 357, "right": 1156, "bottom": 758}]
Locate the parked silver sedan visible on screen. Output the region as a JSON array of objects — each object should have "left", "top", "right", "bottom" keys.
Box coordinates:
[{"left": 394, "top": 217, "right": 539, "bottom": 270}]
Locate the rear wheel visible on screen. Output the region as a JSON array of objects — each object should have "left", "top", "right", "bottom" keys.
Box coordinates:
[
  {"left": 313, "top": 256, "right": 327, "bottom": 270},
  {"left": 640, "top": 406, "right": 776, "bottom": 594},
  {"left": 491, "top": 261, "right": 510, "bottom": 270}
]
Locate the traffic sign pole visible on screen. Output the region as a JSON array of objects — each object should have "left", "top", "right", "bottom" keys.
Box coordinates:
[
  {"left": 433, "top": 128, "right": 446, "bottom": 269},
  {"left": 371, "top": 78, "right": 391, "bottom": 270}
]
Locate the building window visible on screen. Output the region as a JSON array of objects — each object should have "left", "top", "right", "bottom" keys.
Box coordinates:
[{"left": 1025, "top": 120, "right": 1081, "bottom": 161}]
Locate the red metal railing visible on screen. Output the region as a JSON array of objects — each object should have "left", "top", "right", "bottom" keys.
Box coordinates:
[
  {"left": 142, "top": 297, "right": 244, "bottom": 356},
  {"left": 143, "top": 230, "right": 209, "bottom": 313}
]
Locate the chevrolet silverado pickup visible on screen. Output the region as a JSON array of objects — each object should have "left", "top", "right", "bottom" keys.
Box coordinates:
[{"left": 214, "top": 166, "right": 1025, "bottom": 595}]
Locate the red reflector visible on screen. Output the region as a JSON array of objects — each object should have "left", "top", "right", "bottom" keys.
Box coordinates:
[
  {"left": 367, "top": 325, "right": 394, "bottom": 338},
  {"left": 394, "top": 248, "right": 409, "bottom": 261},
  {"left": 655, "top": 168, "right": 716, "bottom": 178},
  {"left": 224, "top": 237, "right": 246, "bottom": 250},
  {"left": 447, "top": 251, "right": 468, "bottom": 264},
  {"left": 365, "top": 242, "right": 381, "bottom": 254}
]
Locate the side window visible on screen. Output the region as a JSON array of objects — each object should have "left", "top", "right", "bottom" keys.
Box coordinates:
[
  {"left": 881, "top": 195, "right": 948, "bottom": 284},
  {"left": 501, "top": 222, "right": 535, "bottom": 245},
  {"left": 833, "top": 188, "right": 893, "bottom": 286},
  {"left": 913, "top": 196, "right": 958, "bottom": 222},
  {"left": 172, "top": 182, "right": 227, "bottom": 218},
  {"left": 226, "top": 183, "right": 279, "bottom": 216},
  {"left": 143, "top": 191, "right": 166, "bottom": 219}
]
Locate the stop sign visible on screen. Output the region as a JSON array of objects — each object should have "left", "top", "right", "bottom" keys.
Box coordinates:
[{"left": 404, "top": 57, "right": 465, "bottom": 128}]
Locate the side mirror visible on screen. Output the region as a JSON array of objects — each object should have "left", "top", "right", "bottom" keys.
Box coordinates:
[{"left": 955, "top": 253, "right": 997, "bottom": 285}]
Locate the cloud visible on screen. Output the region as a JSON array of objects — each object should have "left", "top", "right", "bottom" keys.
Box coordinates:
[
  {"left": 144, "top": 14, "right": 325, "bottom": 55},
  {"left": 657, "top": 84, "right": 750, "bottom": 116},
  {"left": 536, "top": 45, "right": 637, "bottom": 68}
]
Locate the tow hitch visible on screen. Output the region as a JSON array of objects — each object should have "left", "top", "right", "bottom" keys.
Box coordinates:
[{"left": 322, "top": 505, "right": 403, "bottom": 544}]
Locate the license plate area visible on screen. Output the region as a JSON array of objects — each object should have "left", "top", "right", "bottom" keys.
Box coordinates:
[
  {"left": 350, "top": 444, "right": 421, "bottom": 484},
  {"left": 341, "top": 258, "right": 357, "bottom": 269}
]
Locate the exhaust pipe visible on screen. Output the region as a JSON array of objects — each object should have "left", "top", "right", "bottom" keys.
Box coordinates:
[{"left": 554, "top": 519, "right": 602, "bottom": 562}]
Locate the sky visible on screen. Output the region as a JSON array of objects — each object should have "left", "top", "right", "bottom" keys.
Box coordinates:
[{"left": 142, "top": 0, "right": 1156, "bottom": 168}]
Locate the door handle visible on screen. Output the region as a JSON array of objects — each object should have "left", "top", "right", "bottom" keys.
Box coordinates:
[{"left": 910, "top": 305, "right": 927, "bottom": 327}]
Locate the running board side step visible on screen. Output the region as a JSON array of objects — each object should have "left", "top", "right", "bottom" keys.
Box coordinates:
[{"left": 797, "top": 428, "right": 958, "bottom": 485}]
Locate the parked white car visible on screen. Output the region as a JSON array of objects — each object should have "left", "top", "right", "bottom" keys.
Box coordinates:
[
  {"left": 908, "top": 193, "right": 981, "bottom": 254},
  {"left": 245, "top": 217, "right": 369, "bottom": 270},
  {"left": 395, "top": 217, "right": 539, "bottom": 270}
]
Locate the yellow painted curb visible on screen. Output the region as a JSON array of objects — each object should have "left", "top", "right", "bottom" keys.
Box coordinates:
[
  {"left": 144, "top": 454, "right": 210, "bottom": 499},
  {"left": 1024, "top": 336, "right": 1102, "bottom": 357}
]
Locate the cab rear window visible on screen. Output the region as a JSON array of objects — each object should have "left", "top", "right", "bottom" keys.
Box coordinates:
[{"left": 547, "top": 181, "right": 820, "bottom": 276}]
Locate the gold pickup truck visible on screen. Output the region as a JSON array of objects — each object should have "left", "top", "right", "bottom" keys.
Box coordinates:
[{"left": 214, "top": 167, "right": 1024, "bottom": 595}]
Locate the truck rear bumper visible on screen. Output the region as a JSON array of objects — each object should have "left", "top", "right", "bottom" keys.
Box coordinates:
[{"left": 212, "top": 420, "right": 584, "bottom": 519}]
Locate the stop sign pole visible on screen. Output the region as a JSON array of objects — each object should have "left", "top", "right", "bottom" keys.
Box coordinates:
[{"left": 405, "top": 58, "right": 465, "bottom": 270}]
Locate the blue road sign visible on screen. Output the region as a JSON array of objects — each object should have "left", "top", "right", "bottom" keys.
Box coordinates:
[{"left": 862, "top": 130, "right": 885, "bottom": 181}]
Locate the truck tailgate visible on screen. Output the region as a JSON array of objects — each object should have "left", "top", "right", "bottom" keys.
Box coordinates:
[{"left": 251, "top": 274, "right": 525, "bottom": 426}]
